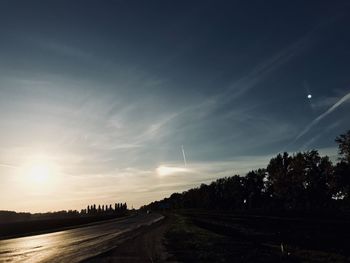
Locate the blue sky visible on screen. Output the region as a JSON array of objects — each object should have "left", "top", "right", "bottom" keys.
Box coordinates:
[{"left": 0, "top": 1, "right": 349, "bottom": 212}]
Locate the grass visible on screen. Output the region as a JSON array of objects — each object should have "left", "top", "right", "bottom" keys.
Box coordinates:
[
  {"left": 164, "top": 211, "right": 350, "bottom": 262},
  {"left": 165, "top": 213, "right": 230, "bottom": 262},
  {"left": 165, "top": 213, "right": 281, "bottom": 262}
]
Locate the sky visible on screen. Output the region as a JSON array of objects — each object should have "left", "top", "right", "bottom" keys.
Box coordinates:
[{"left": 0, "top": 0, "right": 349, "bottom": 212}]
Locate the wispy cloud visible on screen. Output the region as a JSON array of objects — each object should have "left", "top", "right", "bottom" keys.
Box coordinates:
[
  {"left": 294, "top": 92, "right": 350, "bottom": 141},
  {"left": 310, "top": 96, "right": 341, "bottom": 110},
  {"left": 0, "top": 4, "right": 347, "bottom": 212},
  {"left": 156, "top": 165, "right": 192, "bottom": 176},
  {"left": 182, "top": 26, "right": 320, "bottom": 118},
  {"left": 148, "top": 27, "right": 319, "bottom": 148},
  {"left": 299, "top": 120, "right": 342, "bottom": 151}
]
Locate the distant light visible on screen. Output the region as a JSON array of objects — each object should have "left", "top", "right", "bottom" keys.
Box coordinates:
[
  {"left": 156, "top": 165, "right": 190, "bottom": 176},
  {"left": 307, "top": 94, "right": 312, "bottom": 99}
]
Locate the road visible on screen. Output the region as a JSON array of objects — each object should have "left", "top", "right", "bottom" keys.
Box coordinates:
[{"left": 0, "top": 213, "right": 164, "bottom": 263}]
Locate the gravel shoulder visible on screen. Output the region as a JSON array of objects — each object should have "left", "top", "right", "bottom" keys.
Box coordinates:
[{"left": 85, "top": 215, "right": 174, "bottom": 263}]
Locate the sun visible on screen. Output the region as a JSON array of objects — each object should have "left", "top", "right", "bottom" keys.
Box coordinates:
[
  {"left": 28, "top": 162, "right": 50, "bottom": 184},
  {"left": 19, "top": 154, "right": 59, "bottom": 188}
]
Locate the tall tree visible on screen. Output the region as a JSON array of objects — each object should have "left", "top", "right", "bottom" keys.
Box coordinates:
[
  {"left": 333, "top": 130, "right": 350, "bottom": 203},
  {"left": 244, "top": 169, "right": 266, "bottom": 209},
  {"left": 267, "top": 152, "right": 291, "bottom": 209},
  {"left": 335, "top": 130, "right": 350, "bottom": 163}
]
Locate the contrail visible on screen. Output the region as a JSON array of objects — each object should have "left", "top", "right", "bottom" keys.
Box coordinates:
[
  {"left": 181, "top": 145, "right": 187, "bottom": 167},
  {"left": 295, "top": 92, "right": 350, "bottom": 141}
]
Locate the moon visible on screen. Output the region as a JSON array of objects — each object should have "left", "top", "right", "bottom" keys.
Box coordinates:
[{"left": 307, "top": 94, "right": 312, "bottom": 99}]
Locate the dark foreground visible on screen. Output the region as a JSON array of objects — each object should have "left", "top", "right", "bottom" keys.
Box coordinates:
[
  {"left": 1, "top": 210, "right": 350, "bottom": 262},
  {"left": 165, "top": 210, "right": 350, "bottom": 262},
  {"left": 0, "top": 213, "right": 164, "bottom": 263},
  {"left": 88, "top": 210, "right": 350, "bottom": 262}
]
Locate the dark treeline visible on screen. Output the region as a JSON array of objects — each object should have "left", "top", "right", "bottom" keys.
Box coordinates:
[
  {"left": 0, "top": 202, "right": 128, "bottom": 224},
  {"left": 142, "top": 131, "right": 350, "bottom": 215},
  {"left": 83, "top": 202, "right": 127, "bottom": 215},
  {"left": 0, "top": 211, "right": 31, "bottom": 223},
  {"left": 0, "top": 202, "right": 129, "bottom": 238}
]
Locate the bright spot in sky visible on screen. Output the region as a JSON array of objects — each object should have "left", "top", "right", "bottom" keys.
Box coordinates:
[
  {"left": 28, "top": 163, "right": 50, "bottom": 184},
  {"left": 19, "top": 154, "right": 59, "bottom": 189},
  {"left": 156, "top": 165, "right": 190, "bottom": 176},
  {"left": 307, "top": 94, "right": 312, "bottom": 99}
]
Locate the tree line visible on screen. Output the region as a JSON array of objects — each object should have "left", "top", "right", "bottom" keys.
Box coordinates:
[
  {"left": 0, "top": 202, "right": 128, "bottom": 223},
  {"left": 83, "top": 202, "right": 127, "bottom": 215},
  {"left": 142, "top": 130, "right": 350, "bottom": 215}
]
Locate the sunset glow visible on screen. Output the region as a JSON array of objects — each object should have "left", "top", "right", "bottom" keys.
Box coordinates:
[
  {"left": 18, "top": 154, "right": 59, "bottom": 191},
  {"left": 156, "top": 165, "right": 191, "bottom": 176},
  {"left": 0, "top": 1, "right": 349, "bottom": 213},
  {"left": 27, "top": 163, "right": 50, "bottom": 184}
]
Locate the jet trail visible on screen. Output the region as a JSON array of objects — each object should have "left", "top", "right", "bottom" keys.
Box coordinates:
[
  {"left": 181, "top": 145, "right": 187, "bottom": 167},
  {"left": 295, "top": 92, "right": 350, "bottom": 141}
]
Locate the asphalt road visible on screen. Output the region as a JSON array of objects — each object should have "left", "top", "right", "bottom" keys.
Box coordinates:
[{"left": 0, "top": 213, "right": 164, "bottom": 263}]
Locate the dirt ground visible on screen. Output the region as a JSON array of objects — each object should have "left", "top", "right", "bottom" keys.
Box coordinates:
[
  {"left": 83, "top": 210, "right": 350, "bottom": 263},
  {"left": 85, "top": 216, "right": 175, "bottom": 263}
]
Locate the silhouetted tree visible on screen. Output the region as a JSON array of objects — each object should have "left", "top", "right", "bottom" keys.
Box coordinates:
[
  {"left": 332, "top": 131, "right": 350, "bottom": 206},
  {"left": 266, "top": 152, "right": 292, "bottom": 210},
  {"left": 142, "top": 131, "right": 350, "bottom": 215},
  {"left": 336, "top": 130, "right": 350, "bottom": 163},
  {"left": 303, "top": 151, "right": 332, "bottom": 210},
  {"left": 244, "top": 169, "right": 266, "bottom": 209}
]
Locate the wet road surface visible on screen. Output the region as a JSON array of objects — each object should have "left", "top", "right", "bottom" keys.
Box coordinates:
[{"left": 0, "top": 213, "right": 164, "bottom": 263}]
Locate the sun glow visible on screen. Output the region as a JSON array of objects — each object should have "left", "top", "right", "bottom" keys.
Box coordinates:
[
  {"left": 156, "top": 165, "right": 191, "bottom": 176},
  {"left": 18, "top": 154, "right": 60, "bottom": 190},
  {"left": 28, "top": 162, "right": 51, "bottom": 184}
]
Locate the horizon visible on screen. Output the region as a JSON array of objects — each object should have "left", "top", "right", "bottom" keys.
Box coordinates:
[
  {"left": 0, "top": 144, "right": 342, "bottom": 214},
  {"left": 1, "top": 1, "right": 350, "bottom": 213}
]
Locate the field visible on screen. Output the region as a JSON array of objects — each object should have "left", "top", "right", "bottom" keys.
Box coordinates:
[
  {"left": 165, "top": 210, "right": 350, "bottom": 262},
  {"left": 0, "top": 213, "right": 128, "bottom": 240}
]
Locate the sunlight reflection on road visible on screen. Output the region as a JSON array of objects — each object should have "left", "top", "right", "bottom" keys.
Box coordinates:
[{"left": 0, "top": 214, "right": 163, "bottom": 263}]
